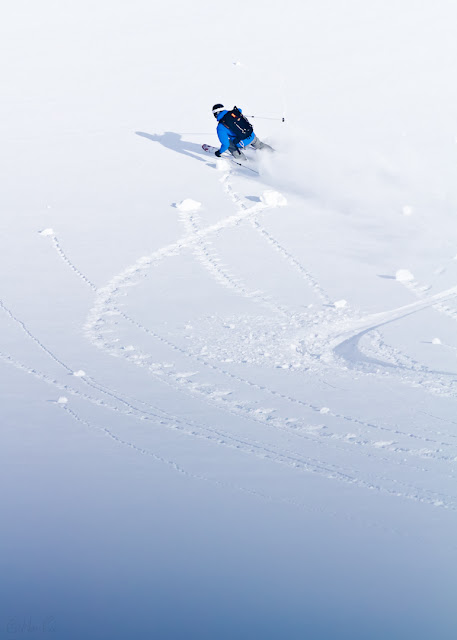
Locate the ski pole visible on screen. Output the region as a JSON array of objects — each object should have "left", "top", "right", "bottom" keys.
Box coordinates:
[
  {"left": 232, "top": 160, "right": 259, "bottom": 175},
  {"left": 222, "top": 152, "right": 259, "bottom": 175},
  {"left": 227, "top": 157, "right": 259, "bottom": 174}
]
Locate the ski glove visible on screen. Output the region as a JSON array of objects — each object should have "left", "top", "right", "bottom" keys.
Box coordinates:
[{"left": 215, "top": 150, "right": 222, "bottom": 157}]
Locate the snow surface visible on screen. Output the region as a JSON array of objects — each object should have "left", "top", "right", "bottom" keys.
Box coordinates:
[{"left": 2, "top": 1, "right": 457, "bottom": 639}]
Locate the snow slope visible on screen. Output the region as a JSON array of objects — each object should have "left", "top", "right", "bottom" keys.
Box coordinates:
[{"left": 2, "top": 1, "right": 457, "bottom": 638}]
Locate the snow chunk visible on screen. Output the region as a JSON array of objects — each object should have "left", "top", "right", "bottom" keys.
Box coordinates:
[
  {"left": 334, "top": 299, "right": 347, "bottom": 309},
  {"left": 73, "top": 370, "right": 86, "bottom": 377},
  {"left": 175, "top": 372, "right": 197, "bottom": 379},
  {"left": 395, "top": 269, "right": 414, "bottom": 282},
  {"left": 57, "top": 396, "right": 68, "bottom": 404},
  {"left": 40, "top": 228, "right": 55, "bottom": 237},
  {"left": 260, "top": 190, "right": 287, "bottom": 207},
  {"left": 320, "top": 407, "right": 330, "bottom": 414},
  {"left": 177, "top": 199, "right": 201, "bottom": 212},
  {"left": 432, "top": 338, "right": 442, "bottom": 345},
  {"left": 216, "top": 158, "right": 230, "bottom": 171},
  {"left": 402, "top": 205, "right": 414, "bottom": 216}
]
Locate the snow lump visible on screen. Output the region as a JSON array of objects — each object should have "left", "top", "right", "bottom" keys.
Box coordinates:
[
  {"left": 177, "top": 199, "right": 201, "bottom": 212},
  {"left": 395, "top": 269, "right": 414, "bottom": 282},
  {"left": 260, "top": 190, "right": 287, "bottom": 207}
]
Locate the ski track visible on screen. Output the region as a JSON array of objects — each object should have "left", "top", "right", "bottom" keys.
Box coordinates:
[
  {"left": 210, "top": 169, "right": 457, "bottom": 412},
  {"left": 28, "top": 165, "right": 457, "bottom": 510},
  {"left": 60, "top": 402, "right": 396, "bottom": 526},
  {"left": 178, "top": 205, "right": 288, "bottom": 316},
  {"left": 117, "top": 305, "right": 457, "bottom": 469},
  {"left": 0, "top": 297, "right": 169, "bottom": 422},
  {"left": 7, "top": 286, "right": 445, "bottom": 495},
  {"left": 250, "top": 217, "right": 332, "bottom": 305},
  {"left": 327, "top": 283, "right": 457, "bottom": 401},
  {"left": 223, "top": 173, "right": 457, "bottom": 405},
  {"left": 6, "top": 290, "right": 446, "bottom": 511},
  {"left": 359, "top": 330, "right": 457, "bottom": 402},
  {"left": 48, "top": 198, "right": 457, "bottom": 479},
  {"left": 85, "top": 192, "right": 276, "bottom": 344},
  {"left": 59, "top": 404, "right": 285, "bottom": 508},
  {"left": 74, "top": 272, "right": 453, "bottom": 498},
  {"left": 220, "top": 175, "right": 332, "bottom": 305},
  {"left": 55, "top": 224, "right": 457, "bottom": 473},
  {"left": 155, "top": 172, "right": 457, "bottom": 452},
  {"left": 187, "top": 170, "right": 457, "bottom": 418},
  {"left": 6, "top": 345, "right": 451, "bottom": 511},
  {"left": 401, "top": 274, "right": 457, "bottom": 323},
  {"left": 0, "top": 298, "right": 74, "bottom": 374},
  {"left": 51, "top": 233, "right": 98, "bottom": 291},
  {"left": 61, "top": 404, "right": 190, "bottom": 475}
]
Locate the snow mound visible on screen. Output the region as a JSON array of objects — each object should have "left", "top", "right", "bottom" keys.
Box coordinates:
[
  {"left": 334, "top": 299, "right": 347, "bottom": 309},
  {"left": 57, "top": 396, "right": 68, "bottom": 404},
  {"left": 402, "top": 205, "right": 414, "bottom": 216},
  {"left": 216, "top": 158, "right": 231, "bottom": 172},
  {"left": 395, "top": 269, "right": 414, "bottom": 282},
  {"left": 432, "top": 338, "right": 442, "bottom": 345},
  {"left": 40, "top": 228, "right": 55, "bottom": 237},
  {"left": 73, "top": 370, "right": 86, "bottom": 377},
  {"left": 177, "top": 199, "right": 201, "bottom": 212},
  {"left": 260, "top": 190, "right": 287, "bottom": 207}
]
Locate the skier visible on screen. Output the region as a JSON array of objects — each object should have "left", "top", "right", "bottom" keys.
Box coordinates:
[{"left": 212, "top": 104, "right": 273, "bottom": 160}]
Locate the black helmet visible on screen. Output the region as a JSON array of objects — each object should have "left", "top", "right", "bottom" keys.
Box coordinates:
[{"left": 212, "top": 103, "right": 225, "bottom": 118}]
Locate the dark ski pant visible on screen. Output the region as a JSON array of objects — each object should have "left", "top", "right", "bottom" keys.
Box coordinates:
[
  {"left": 228, "top": 136, "right": 274, "bottom": 160},
  {"left": 250, "top": 136, "right": 274, "bottom": 152}
]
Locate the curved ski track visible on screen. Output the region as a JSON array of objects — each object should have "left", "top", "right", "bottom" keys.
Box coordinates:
[{"left": 8, "top": 156, "right": 455, "bottom": 513}]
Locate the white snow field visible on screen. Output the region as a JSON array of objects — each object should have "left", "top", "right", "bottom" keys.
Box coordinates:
[{"left": 2, "top": 1, "right": 457, "bottom": 638}]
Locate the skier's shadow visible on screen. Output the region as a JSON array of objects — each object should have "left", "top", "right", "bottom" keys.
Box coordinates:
[{"left": 135, "top": 131, "right": 208, "bottom": 162}]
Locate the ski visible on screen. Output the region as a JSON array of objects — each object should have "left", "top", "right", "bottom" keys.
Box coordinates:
[
  {"left": 202, "top": 144, "right": 219, "bottom": 155},
  {"left": 202, "top": 144, "right": 259, "bottom": 175}
]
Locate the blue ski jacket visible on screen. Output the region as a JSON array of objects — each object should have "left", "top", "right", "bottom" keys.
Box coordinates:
[{"left": 216, "top": 108, "right": 255, "bottom": 154}]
